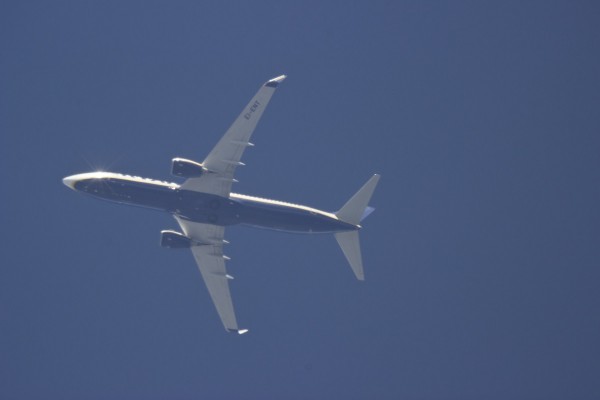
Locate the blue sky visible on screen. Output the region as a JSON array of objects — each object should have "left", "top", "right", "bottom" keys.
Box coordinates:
[{"left": 1, "top": 1, "right": 599, "bottom": 399}]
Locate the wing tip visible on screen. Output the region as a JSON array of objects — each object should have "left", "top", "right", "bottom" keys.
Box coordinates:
[
  {"left": 265, "top": 74, "right": 287, "bottom": 87},
  {"left": 227, "top": 328, "right": 249, "bottom": 335}
]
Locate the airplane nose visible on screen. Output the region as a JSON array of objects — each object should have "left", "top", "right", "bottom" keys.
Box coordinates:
[{"left": 62, "top": 175, "right": 77, "bottom": 190}]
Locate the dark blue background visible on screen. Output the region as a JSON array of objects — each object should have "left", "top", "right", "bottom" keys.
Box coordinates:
[{"left": 2, "top": 1, "right": 599, "bottom": 399}]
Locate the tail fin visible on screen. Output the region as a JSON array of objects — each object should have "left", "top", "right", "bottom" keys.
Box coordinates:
[
  {"left": 334, "top": 174, "right": 380, "bottom": 280},
  {"left": 335, "top": 174, "right": 380, "bottom": 226}
]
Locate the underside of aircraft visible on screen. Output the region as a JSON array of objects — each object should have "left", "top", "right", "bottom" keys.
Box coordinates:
[{"left": 63, "top": 75, "right": 380, "bottom": 333}]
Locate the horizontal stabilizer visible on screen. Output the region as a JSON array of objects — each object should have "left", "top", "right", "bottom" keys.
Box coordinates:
[
  {"left": 336, "top": 174, "right": 380, "bottom": 226},
  {"left": 335, "top": 230, "right": 364, "bottom": 280}
]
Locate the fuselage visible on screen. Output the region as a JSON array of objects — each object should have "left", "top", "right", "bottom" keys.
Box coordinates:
[{"left": 63, "top": 172, "right": 357, "bottom": 234}]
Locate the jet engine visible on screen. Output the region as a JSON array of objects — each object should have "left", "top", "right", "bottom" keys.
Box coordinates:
[
  {"left": 160, "top": 230, "right": 192, "bottom": 248},
  {"left": 171, "top": 158, "right": 204, "bottom": 178}
]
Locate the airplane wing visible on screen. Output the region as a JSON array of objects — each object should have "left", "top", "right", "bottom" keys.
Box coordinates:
[
  {"left": 174, "top": 216, "right": 247, "bottom": 334},
  {"left": 180, "top": 75, "right": 287, "bottom": 197}
]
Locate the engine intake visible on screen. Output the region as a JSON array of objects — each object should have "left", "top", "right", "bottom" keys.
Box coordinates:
[
  {"left": 171, "top": 158, "right": 204, "bottom": 178},
  {"left": 160, "top": 230, "right": 192, "bottom": 249}
]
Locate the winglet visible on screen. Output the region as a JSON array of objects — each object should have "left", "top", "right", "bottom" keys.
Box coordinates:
[
  {"left": 228, "top": 328, "right": 249, "bottom": 335},
  {"left": 265, "top": 75, "right": 287, "bottom": 88}
]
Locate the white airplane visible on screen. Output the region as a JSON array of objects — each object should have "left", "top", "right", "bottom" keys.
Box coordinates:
[{"left": 63, "top": 75, "right": 380, "bottom": 334}]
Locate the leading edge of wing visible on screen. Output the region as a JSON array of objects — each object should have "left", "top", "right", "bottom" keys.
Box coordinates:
[
  {"left": 174, "top": 216, "right": 248, "bottom": 334},
  {"left": 202, "top": 74, "right": 287, "bottom": 173},
  {"left": 179, "top": 75, "right": 286, "bottom": 197}
]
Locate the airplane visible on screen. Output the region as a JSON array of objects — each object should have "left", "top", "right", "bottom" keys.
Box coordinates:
[{"left": 62, "top": 75, "right": 380, "bottom": 334}]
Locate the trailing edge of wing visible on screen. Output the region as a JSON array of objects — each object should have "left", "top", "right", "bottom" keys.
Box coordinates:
[
  {"left": 201, "top": 74, "right": 286, "bottom": 173},
  {"left": 174, "top": 217, "right": 242, "bottom": 332},
  {"left": 180, "top": 75, "right": 286, "bottom": 197}
]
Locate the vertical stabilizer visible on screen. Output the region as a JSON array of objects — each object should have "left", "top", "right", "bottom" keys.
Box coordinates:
[
  {"left": 335, "top": 231, "right": 364, "bottom": 280},
  {"left": 335, "top": 174, "right": 380, "bottom": 226}
]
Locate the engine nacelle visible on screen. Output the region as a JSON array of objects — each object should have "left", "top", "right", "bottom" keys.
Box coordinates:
[
  {"left": 160, "top": 230, "right": 192, "bottom": 249},
  {"left": 171, "top": 158, "right": 204, "bottom": 178}
]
